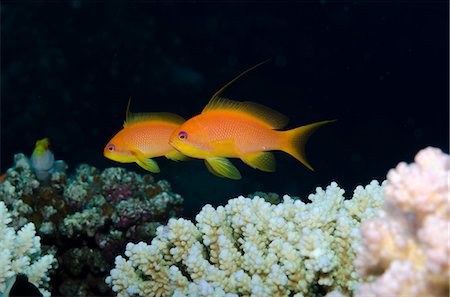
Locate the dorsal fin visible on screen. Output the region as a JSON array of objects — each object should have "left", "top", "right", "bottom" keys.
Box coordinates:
[
  {"left": 210, "top": 60, "right": 269, "bottom": 101},
  {"left": 202, "top": 97, "right": 289, "bottom": 129},
  {"left": 124, "top": 98, "right": 185, "bottom": 127}
]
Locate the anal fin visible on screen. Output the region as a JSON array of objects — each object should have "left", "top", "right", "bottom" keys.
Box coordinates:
[{"left": 241, "top": 152, "right": 276, "bottom": 172}]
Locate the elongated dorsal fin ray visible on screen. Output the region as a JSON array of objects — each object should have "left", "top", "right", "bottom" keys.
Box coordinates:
[
  {"left": 124, "top": 98, "right": 185, "bottom": 127},
  {"left": 210, "top": 60, "right": 270, "bottom": 101},
  {"left": 124, "top": 112, "right": 185, "bottom": 127},
  {"left": 125, "top": 97, "right": 132, "bottom": 122},
  {"left": 202, "top": 97, "right": 289, "bottom": 129}
]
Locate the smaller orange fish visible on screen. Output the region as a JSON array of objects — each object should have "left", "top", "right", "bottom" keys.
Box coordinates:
[{"left": 104, "top": 99, "right": 187, "bottom": 173}]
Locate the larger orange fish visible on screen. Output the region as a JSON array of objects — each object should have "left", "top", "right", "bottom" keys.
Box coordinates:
[
  {"left": 169, "top": 65, "right": 335, "bottom": 179},
  {"left": 104, "top": 100, "right": 187, "bottom": 173}
]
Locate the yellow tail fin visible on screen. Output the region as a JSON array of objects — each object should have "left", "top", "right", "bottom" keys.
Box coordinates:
[{"left": 283, "top": 120, "right": 336, "bottom": 171}]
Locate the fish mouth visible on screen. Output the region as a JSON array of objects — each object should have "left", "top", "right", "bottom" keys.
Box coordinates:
[
  {"left": 104, "top": 150, "right": 133, "bottom": 162},
  {"left": 103, "top": 151, "right": 117, "bottom": 160}
]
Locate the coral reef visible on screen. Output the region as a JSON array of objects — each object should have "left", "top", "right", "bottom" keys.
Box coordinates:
[
  {"left": 106, "top": 180, "right": 385, "bottom": 296},
  {"left": 354, "top": 147, "right": 449, "bottom": 297},
  {"left": 0, "top": 153, "right": 183, "bottom": 296},
  {"left": 0, "top": 201, "right": 56, "bottom": 297},
  {"left": 3, "top": 145, "right": 447, "bottom": 297}
]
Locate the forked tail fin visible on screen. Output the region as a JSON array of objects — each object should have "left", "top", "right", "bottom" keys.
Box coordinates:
[{"left": 282, "top": 120, "right": 336, "bottom": 171}]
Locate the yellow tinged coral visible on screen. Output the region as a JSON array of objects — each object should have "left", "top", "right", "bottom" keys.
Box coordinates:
[{"left": 106, "top": 181, "right": 386, "bottom": 297}]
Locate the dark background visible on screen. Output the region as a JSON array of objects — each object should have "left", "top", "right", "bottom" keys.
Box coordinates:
[{"left": 2, "top": 1, "right": 448, "bottom": 219}]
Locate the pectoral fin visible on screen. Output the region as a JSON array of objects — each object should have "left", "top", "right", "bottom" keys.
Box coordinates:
[
  {"left": 165, "top": 150, "right": 189, "bottom": 161},
  {"left": 241, "top": 152, "right": 276, "bottom": 172},
  {"left": 205, "top": 157, "right": 241, "bottom": 180}
]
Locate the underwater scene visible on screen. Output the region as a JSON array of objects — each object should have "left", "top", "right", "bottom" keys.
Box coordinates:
[{"left": 1, "top": 1, "right": 449, "bottom": 297}]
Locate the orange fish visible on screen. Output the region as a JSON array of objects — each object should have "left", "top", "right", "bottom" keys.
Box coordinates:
[
  {"left": 104, "top": 100, "right": 187, "bottom": 173},
  {"left": 169, "top": 64, "right": 335, "bottom": 179}
]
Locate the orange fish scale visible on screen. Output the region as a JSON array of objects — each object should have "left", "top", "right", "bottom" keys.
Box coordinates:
[
  {"left": 121, "top": 121, "right": 177, "bottom": 156},
  {"left": 199, "top": 110, "right": 283, "bottom": 156}
]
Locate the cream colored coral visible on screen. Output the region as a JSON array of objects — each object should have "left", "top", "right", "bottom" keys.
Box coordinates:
[
  {"left": 355, "top": 147, "right": 450, "bottom": 297},
  {"left": 0, "top": 201, "right": 56, "bottom": 297},
  {"left": 107, "top": 181, "right": 385, "bottom": 297}
]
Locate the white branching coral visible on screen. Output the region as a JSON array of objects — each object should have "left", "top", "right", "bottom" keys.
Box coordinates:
[
  {"left": 0, "top": 201, "right": 56, "bottom": 297},
  {"left": 106, "top": 180, "right": 385, "bottom": 297},
  {"left": 354, "top": 147, "right": 449, "bottom": 297}
]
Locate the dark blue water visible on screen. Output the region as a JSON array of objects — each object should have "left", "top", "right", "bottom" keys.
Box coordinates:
[{"left": 2, "top": 1, "right": 448, "bottom": 218}]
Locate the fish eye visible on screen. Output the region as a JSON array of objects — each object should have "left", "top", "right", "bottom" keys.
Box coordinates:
[
  {"left": 107, "top": 144, "right": 115, "bottom": 151},
  {"left": 178, "top": 131, "right": 188, "bottom": 140}
]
